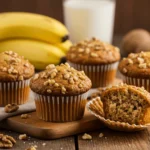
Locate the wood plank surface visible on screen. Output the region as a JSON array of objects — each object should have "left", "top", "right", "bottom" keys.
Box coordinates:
[
  {"left": 77, "top": 128, "right": 150, "bottom": 150},
  {"left": 0, "top": 129, "right": 75, "bottom": 150},
  {"left": 0, "top": 109, "right": 104, "bottom": 140}
]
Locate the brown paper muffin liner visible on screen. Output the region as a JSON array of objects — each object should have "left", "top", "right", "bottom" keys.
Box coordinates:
[
  {"left": 87, "top": 97, "right": 150, "bottom": 132},
  {"left": 33, "top": 92, "right": 88, "bottom": 122},
  {"left": 122, "top": 75, "right": 150, "bottom": 92},
  {"left": 0, "top": 79, "right": 30, "bottom": 106},
  {"left": 68, "top": 61, "right": 119, "bottom": 88}
]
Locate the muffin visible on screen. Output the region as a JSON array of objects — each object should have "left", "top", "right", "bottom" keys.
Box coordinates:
[
  {"left": 30, "top": 63, "right": 92, "bottom": 122},
  {"left": 0, "top": 51, "right": 34, "bottom": 106},
  {"left": 87, "top": 84, "right": 150, "bottom": 131},
  {"left": 66, "top": 37, "right": 120, "bottom": 88},
  {"left": 119, "top": 51, "right": 150, "bottom": 92}
]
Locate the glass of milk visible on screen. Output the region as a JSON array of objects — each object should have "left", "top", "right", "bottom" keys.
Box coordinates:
[{"left": 63, "top": 0, "right": 116, "bottom": 43}]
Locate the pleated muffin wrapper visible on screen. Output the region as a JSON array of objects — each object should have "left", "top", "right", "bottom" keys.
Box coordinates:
[
  {"left": 86, "top": 97, "right": 150, "bottom": 132},
  {"left": 68, "top": 61, "right": 119, "bottom": 88},
  {"left": 33, "top": 92, "right": 88, "bottom": 122},
  {"left": 0, "top": 79, "right": 30, "bottom": 106},
  {"left": 122, "top": 75, "right": 150, "bottom": 92}
]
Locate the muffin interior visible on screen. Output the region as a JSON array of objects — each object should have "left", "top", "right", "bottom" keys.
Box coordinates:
[{"left": 103, "top": 87, "right": 150, "bottom": 124}]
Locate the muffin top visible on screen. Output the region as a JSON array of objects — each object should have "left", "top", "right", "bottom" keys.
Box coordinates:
[
  {"left": 30, "top": 63, "right": 92, "bottom": 96},
  {"left": 66, "top": 38, "right": 120, "bottom": 65},
  {"left": 0, "top": 51, "right": 34, "bottom": 81},
  {"left": 119, "top": 51, "right": 150, "bottom": 78}
]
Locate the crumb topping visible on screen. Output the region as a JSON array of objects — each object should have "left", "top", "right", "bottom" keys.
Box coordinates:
[
  {"left": 30, "top": 63, "right": 92, "bottom": 95},
  {"left": 67, "top": 37, "right": 120, "bottom": 64},
  {"left": 0, "top": 51, "right": 34, "bottom": 81},
  {"left": 119, "top": 52, "right": 150, "bottom": 77}
]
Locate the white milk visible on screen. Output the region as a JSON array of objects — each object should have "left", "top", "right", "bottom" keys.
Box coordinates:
[{"left": 63, "top": 0, "right": 116, "bottom": 43}]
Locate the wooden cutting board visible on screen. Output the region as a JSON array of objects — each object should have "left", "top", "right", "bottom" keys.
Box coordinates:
[{"left": 0, "top": 109, "right": 104, "bottom": 140}]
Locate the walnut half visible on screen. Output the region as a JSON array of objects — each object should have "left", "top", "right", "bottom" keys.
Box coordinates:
[
  {"left": 0, "top": 134, "right": 16, "bottom": 148},
  {"left": 5, "top": 104, "right": 19, "bottom": 113}
]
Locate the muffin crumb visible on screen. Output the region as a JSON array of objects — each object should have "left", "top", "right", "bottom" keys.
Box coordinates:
[
  {"left": 99, "top": 133, "right": 104, "bottom": 138},
  {"left": 5, "top": 104, "right": 19, "bottom": 113},
  {"left": 25, "top": 146, "right": 36, "bottom": 150},
  {"left": 21, "top": 114, "right": 29, "bottom": 119},
  {"left": 82, "top": 133, "right": 92, "bottom": 140},
  {"left": 19, "top": 134, "right": 28, "bottom": 140}
]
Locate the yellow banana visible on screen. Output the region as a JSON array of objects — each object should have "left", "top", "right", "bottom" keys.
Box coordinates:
[
  {"left": 0, "top": 39, "right": 65, "bottom": 70},
  {"left": 0, "top": 12, "right": 69, "bottom": 44},
  {"left": 55, "top": 40, "right": 72, "bottom": 53}
]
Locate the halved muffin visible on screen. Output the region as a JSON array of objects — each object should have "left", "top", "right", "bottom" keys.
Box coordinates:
[{"left": 101, "top": 84, "right": 150, "bottom": 125}]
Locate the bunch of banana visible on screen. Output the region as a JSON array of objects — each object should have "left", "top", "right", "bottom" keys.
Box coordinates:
[{"left": 0, "top": 12, "right": 72, "bottom": 70}]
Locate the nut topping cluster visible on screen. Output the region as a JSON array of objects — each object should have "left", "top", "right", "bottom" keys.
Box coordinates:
[
  {"left": 0, "top": 51, "right": 33, "bottom": 80},
  {"left": 69, "top": 37, "right": 119, "bottom": 59},
  {"left": 0, "top": 134, "right": 16, "bottom": 148},
  {"left": 121, "top": 52, "right": 150, "bottom": 73},
  {"left": 31, "top": 63, "right": 91, "bottom": 95},
  {"left": 4, "top": 103, "right": 19, "bottom": 113}
]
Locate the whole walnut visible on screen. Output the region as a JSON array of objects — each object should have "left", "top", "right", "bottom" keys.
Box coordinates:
[{"left": 121, "top": 29, "right": 150, "bottom": 56}]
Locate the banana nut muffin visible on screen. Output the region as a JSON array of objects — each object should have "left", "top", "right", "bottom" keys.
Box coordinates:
[
  {"left": 0, "top": 51, "right": 34, "bottom": 106},
  {"left": 119, "top": 52, "right": 150, "bottom": 91},
  {"left": 30, "top": 63, "right": 92, "bottom": 122},
  {"left": 66, "top": 37, "right": 121, "bottom": 88},
  {"left": 101, "top": 84, "right": 150, "bottom": 125}
]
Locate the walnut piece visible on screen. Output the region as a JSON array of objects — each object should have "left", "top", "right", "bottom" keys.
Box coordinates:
[
  {"left": 0, "top": 134, "right": 16, "bottom": 148},
  {"left": 82, "top": 133, "right": 92, "bottom": 140},
  {"left": 5, "top": 104, "right": 19, "bottom": 113},
  {"left": 21, "top": 114, "right": 29, "bottom": 119},
  {"left": 19, "top": 134, "right": 28, "bottom": 140},
  {"left": 99, "top": 133, "right": 104, "bottom": 138},
  {"left": 25, "top": 146, "right": 37, "bottom": 150}
]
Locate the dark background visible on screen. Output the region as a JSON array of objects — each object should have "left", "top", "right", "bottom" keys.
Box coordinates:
[{"left": 0, "top": 0, "right": 150, "bottom": 35}]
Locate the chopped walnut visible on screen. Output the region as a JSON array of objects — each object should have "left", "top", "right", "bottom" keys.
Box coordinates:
[
  {"left": 8, "top": 66, "right": 14, "bottom": 74},
  {"left": 64, "top": 74, "right": 70, "bottom": 79},
  {"left": 5, "top": 104, "right": 19, "bottom": 113},
  {"left": 82, "top": 133, "right": 92, "bottom": 140},
  {"left": 44, "top": 79, "right": 55, "bottom": 86},
  {"left": 61, "top": 86, "right": 66, "bottom": 94},
  {"left": 69, "top": 78, "right": 74, "bottom": 84},
  {"left": 25, "top": 146, "right": 37, "bottom": 150},
  {"left": 54, "top": 83, "right": 59, "bottom": 87},
  {"left": 78, "top": 83, "right": 83, "bottom": 88},
  {"left": 46, "top": 64, "right": 55, "bottom": 70},
  {"left": 19, "top": 134, "right": 28, "bottom": 140},
  {"left": 73, "top": 76, "right": 78, "bottom": 81},
  {"left": 139, "top": 63, "right": 147, "bottom": 69},
  {"left": 18, "top": 75, "right": 24, "bottom": 81},
  {"left": 78, "top": 48, "right": 84, "bottom": 53},
  {"left": 137, "top": 57, "right": 145, "bottom": 64},
  {"left": 47, "top": 89, "right": 52, "bottom": 93},
  {"left": 127, "top": 58, "right": 133, "bottom": 64},
  {"left": 65, "top": 63, "right": 70, "bottom": 68},
  {"left": 0, "top": 134, "right": 16, "bottom": 148},
  {"left": 50, "top": 71, "right": 57, "bottom": 79},
  {"left": 90, "top": 52, "right": 98, "bottom": 58},
  {"left": 33, "top": 74, "right": 39, "bottom": 81},
  {"left": 99, "top": 133, "right": 104, "bottom": 138},
  {"left": 24, "top": 63, "right": 29, "bottom": 67},
  {"left": 122, "top": 68, "right": 127, "bottom": 73},
  {"left": 21, "top": 114, "right": 29, "bottom": 119}
]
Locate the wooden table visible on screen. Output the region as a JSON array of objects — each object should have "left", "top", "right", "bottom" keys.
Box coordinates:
[
  {"left": 2, "top": 36, "right": 149, "bottom": 150},
  {"left": 1, "top": 127, "right": 150, "bottom": 150}
]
